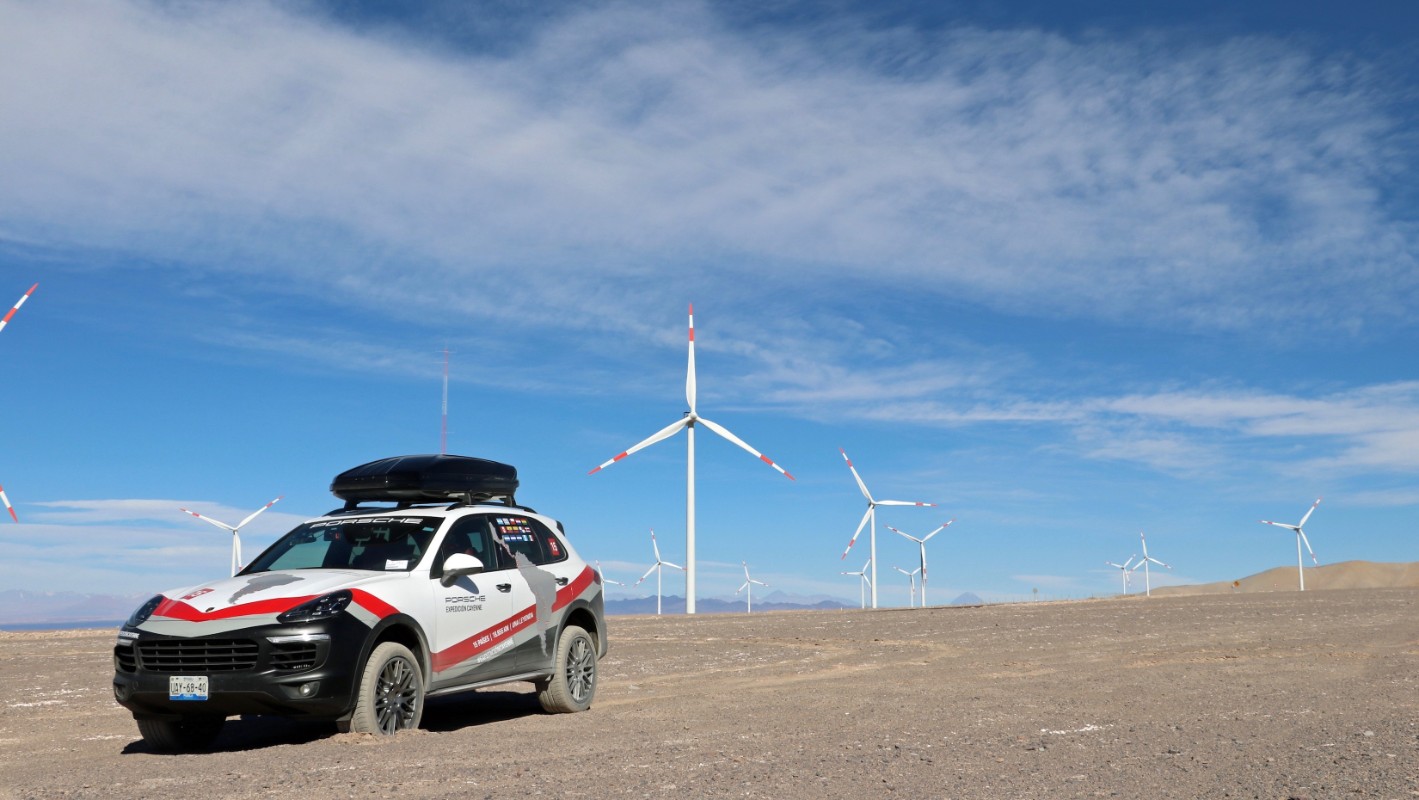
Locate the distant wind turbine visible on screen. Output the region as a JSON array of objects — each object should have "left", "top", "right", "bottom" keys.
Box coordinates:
[
  {"left": 1260, "top": 497, "right": 1321, "bottom": 591},
  {"left": 887, "top": 520, "right": 953, "bottom": 607},
  {"left": 0, "top": 283, "right": 38, "bottom": 522},
  {"left": 840, "top": 558, "right": 872, "bottom": 609},
  {"left": 589, "top": 305, "right": 794, "bottom": 614},
  {"left": 633, "top": 529, "right": 685, "bottom": 615},
  {"left": 1105, "top": 555, "right": 1137, "bottom": 594},
  {"left": 179, "top": 496, "right": 284, "bottom": 576},
  {"left": 892, "top": 565, "right": 921, "bottom": 607},
  {"left": 838, "top": 448, "right": 936, "bottom": 609},
  {"left": 1132, "top": 532, "right": 1170, "bottom": 597},
  {"left": 735, "top": 561, "right": 768, "bottom": 613}
]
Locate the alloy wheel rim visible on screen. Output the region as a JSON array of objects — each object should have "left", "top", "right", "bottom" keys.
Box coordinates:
[{"left": 375, "top": 656, "right": 418, "bottom": 733}]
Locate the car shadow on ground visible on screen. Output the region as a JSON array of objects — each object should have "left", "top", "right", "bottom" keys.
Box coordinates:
[{"left": 119, "top": 690, "right": 546, "bottom": 754}]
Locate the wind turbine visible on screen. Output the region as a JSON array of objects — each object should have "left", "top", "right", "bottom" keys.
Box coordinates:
[
  {"left": 735, "top": 561, "right": 768, "bottom": 613},
  {"left": 840, "top": 558, "right": 872, "bottom": 609},
  {"left": 887, "top": 520, "right": 953, "bottom": 607},
  {"left": 1260, "top": 498, "right": 1321, "bottom": 591},
  {"left": 179, "top": 496, "right": 284, "bottom": 576},
  {"left": 594, "top": 560, "right": 626, "bottom": 595},
  {"left": 838, "top": 448, "right": 936, "bottom": 609},
  {"left": 1132, "top": 532, "right": 1170, "bottom": 597},
  {"left": 1104, "top": 555, "right": 1136, "bottom": 594},
  {"left": 633, "top": 529, "right": 685, "bottom": 615},
  {"left": 1, "top": 283, "right": 38, "bottom": 522},
  {"left": 589, "top": 305, "right": 794, "bottom": 614},
  {"left": 892, "top": 565, "right": 921, "bottom": 607}
]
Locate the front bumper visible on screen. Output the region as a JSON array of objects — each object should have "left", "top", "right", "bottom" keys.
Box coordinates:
[{"left": 112, "top": 617, "right": 367, "bottom": 720}]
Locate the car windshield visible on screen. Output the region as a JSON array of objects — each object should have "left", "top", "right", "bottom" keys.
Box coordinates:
[{"left": 243, "top": 515, "right": 443, "bottom": 574}]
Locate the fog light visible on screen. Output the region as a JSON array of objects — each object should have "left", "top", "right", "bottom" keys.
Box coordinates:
[{"left": 298, "top": 681, "right": 320, "bottom": 697}]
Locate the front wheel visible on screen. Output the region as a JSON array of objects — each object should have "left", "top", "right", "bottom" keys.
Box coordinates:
[
  {"left": 135, "top": 714, "right": 225, "bottom": 753},
  {"left": 537, "top": 625, "right": 597, "bottom": 713},
  {"left": 349, "top": 642, "right": 424, "bottom": 735}
]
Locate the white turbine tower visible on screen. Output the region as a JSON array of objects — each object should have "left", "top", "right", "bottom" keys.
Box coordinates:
[
  {"left": 633, "top": 529, "right": 685, "bottom": 615},
  {"left": 838, "top": 448, "right": 936, "bottom": 609},
  {"left": 1260, "top": 497, "right": 1321, "bottom": 591},
  {"left": 594, "top": 560, "right": 626, "bottom": 595},
  {"left": 735, "top": 561, "right": 768, "bottom": 613},
  {"left": 179, "top": 496, "right": 284, "bottom": 576},
  {"left": 1132, "top": 532, "right": 1170, "bottom": 597},
  {"left": 892, "top": 565, "right": 921, "bottom": 607},
  {"left": 1105, "top": 555, "right": 1137, "bottom": 594},
  {"left": 840, "top": 558, "right": 872, "bottom": 609},
  {"left": 589, "top": 305, "right": 794, "bottom": 614},
  {"left": 1, "top": 283, "right": 38, "bottom": 522},
  {"left": 887, "top": 520, "right": 953, "bottom": 608}
]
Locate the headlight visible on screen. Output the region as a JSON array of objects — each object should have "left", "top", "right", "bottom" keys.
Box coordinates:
[
  {"left": 277, "top": 590, "right": 353, "bottom": 624},
  {"left": 125, "top": 595, "right": 164, "bottom": 628}
]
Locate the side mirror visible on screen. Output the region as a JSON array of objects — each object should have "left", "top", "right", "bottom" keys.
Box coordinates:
[{"left": 438, "top": 553, "right": 485, "bottom": 587}]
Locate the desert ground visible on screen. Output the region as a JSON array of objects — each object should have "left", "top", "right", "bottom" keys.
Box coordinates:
[{"left": 1, "top": 588, "right": 1415, "bottom": 799}]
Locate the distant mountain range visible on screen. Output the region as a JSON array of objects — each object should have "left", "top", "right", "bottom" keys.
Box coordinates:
[
  {"left": 605, "top": 590, "right": 852, "bottom": 615},
  {"left": 0, "top": 590, "right": 147, "bottom": 628}
]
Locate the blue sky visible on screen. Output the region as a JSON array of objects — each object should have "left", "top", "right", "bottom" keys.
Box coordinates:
[{"left": 1, "top": 0, "right": 1416, "bottom": 608}]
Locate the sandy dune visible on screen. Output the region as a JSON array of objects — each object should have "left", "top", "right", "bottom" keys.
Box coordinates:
[
  {"left": 1, "top": 588, "right": 1415, "bottom": 798},
  {"left": 1155, "top": 559, "right": 1419, "bottom": 596}
]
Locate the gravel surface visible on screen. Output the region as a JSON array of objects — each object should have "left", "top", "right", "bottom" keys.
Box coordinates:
[{"left": 2, "top": 589, "right": 1416, "bottom": 799}]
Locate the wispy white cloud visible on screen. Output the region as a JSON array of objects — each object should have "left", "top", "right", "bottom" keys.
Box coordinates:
[{"left": 1, "top": 0, "right": 1412, "bottom": 334}]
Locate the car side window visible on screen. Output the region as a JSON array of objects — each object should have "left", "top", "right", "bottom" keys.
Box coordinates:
[
  {"left": 433, "top": 516, "right": 495, "bottom": 575},
  {"left": 489, "top": 515, "right": 568, "bottom": 566}
]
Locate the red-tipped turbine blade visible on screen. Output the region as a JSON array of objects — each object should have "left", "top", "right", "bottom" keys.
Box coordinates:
[
  {"left": 697, "top": 416, "right": 794, "bottom": 480},
  {"left": 839, "top": 448, "right": 874, "bottom": 502},
  {"left": 236, "top": 495, "right": 284, "bottom": 529},
  {"left": 179, "top": 507, "right": 237, "bottom": 532},
  {"left": 0, "top": 486, "right": 15, "bottom": 522},
  {"left": 841, "top": 506, "right": 872, "bottom": 559},
  {"left": 0, "top": 283, "right": 37, "bottom": 334},
  {"left": 588, "top": 417, "right": 690, "bottom": 474},
  {"left": 686, "top": 304, "right": 697, "bottom": 415}
]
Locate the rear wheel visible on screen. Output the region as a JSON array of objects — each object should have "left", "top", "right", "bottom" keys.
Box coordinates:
[
  {"left": 135, "top": 714, "right": 225, "bottom": 753},
  {"left": 349, "top": 642, "right": 424, "bottom": 735},
  {"left": 537, "top": 625, "right": 597, "bottom": 713}
]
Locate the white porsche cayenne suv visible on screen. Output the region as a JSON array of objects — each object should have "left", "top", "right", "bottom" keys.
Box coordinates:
[{"left": 112, "top": 455, "right": 607, "bottom": 751}]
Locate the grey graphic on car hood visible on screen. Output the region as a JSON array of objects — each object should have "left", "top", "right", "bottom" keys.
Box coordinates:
[{"left": 229, "top": 574, "right": 304, "bottom": 603}]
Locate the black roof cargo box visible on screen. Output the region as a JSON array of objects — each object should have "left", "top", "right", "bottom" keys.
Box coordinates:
[{"left": 331, "top": 454, "right": 518, "bottom": 505}]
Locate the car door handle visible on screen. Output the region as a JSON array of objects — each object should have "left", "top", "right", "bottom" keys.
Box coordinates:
[
  {"left": 556, "top": 577, "right": 569, "bottom": 586},
  {"left": 496, "top": 584, "right": 512, "bottom": 593}
]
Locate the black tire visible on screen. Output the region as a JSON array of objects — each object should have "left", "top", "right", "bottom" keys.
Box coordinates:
[
  {"left": 537, "top": 625, "right": 597, "bottom": 713},
  {"left": 349, "top": 642, "right": 424, "bottom": 735},
  {"left": 135, "top": 714, "right": 225, "bottom": 753}
]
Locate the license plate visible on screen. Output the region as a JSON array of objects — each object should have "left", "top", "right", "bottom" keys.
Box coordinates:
[{"left": 169, "top": 675, "right": 209, "bottom": 701}]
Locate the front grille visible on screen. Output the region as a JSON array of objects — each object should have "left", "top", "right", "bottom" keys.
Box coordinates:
[
  {"left": 269, "top": 642, "right": 321, "bottom": 671},
  {"left": 137, "top": 638, "right": 259, "bottom": 672},
  {"left": 114, "top": 645, "right": 137, "bottom": 673}
]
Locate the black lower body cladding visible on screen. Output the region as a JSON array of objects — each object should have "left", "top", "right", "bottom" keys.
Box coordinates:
[{"left": 331, "top": 454, "right": 519, "bottom": 504}]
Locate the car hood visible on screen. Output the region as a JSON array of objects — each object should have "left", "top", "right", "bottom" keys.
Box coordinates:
[{"left": 162, "top": 569, "right": 399, "bottom": 614}]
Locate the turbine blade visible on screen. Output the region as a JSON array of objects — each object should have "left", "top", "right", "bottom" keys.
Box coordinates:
[
  {"left": 179, "top": 507, "right": 237, "bottom": 532},
  {"left": 0, "top": 486, "right": 15, "bottom": 522},
  {"left": 686, "top": 303, "right": 697, "bottom": 415},
  {"left": 921, "top": 519, "right": 954, "bottom": 541},
  {"left": 0, "top": 283, "right": 37, "bottom": 334},
  {"left": 235, "top": 495, "right": 284, "bottom": 530},
  {"left": 663, "top": 560, "right": 685, "bottom": 571},
  {"left": 1260, "top": 520, "right": 1298, "bottom": 531},
  {"left": 588, "top": 417, "right": 689, "bottom": 474},
  {"left": 650, "top": 528, "right": 661, "bottom": 561},
  {"left": 696, "top": 416, "right": 794, "bottom": 480},
  {"left": 635, "top": 564, "right": 658, "bottom": 585},
  {"left": 839, "top": 448, "right": 874, "bottom": 502},
  {"left": 887, "top": 525, "right": 922, "bottom": 544},
  {"left": 877, "top": 499, "right": 936, "bottom": 507},
  {"left": 1298, "top": 497, "right": 1322, "bottom": 528},
  {"left": 841, "top": 507, "right": 872, "bottom": 559},
  {"left": 1299, "top": 530, "right": 1317, "bottom": 564}
]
